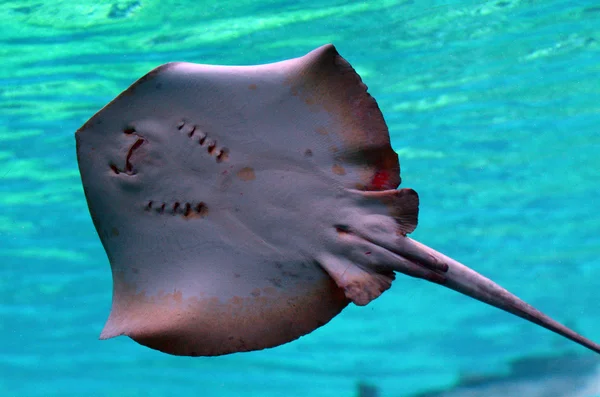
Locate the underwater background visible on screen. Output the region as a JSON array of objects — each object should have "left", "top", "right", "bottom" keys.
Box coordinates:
[{"left": 1, "top": 0, "right": 600, "bottom": 396}]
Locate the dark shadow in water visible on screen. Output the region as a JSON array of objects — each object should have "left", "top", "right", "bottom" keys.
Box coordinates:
[{"left": 412, "top": 353, "right": 598, "bottom": 397}]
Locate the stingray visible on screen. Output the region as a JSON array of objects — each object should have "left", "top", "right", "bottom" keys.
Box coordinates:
[{"left": 75, "top": 44, "right": 600, "bottom": 357}]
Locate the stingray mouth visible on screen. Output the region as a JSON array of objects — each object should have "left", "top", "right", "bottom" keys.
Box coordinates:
[{"left": 109, "top": 126, "right": 145, "bottom": 176}]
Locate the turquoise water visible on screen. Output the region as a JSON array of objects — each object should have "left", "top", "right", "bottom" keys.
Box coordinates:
[{"left": 2, "top": 1, "right": 600, "bottom": 396}]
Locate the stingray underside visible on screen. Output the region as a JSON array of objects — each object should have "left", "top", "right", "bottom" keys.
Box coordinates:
[{"left": 76, "top": 44, "right": 415, "bottom": 356}]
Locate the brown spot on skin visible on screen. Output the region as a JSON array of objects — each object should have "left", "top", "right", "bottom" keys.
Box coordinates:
[
  {"left": 304, "top": 149, "right": 313, "bottom": 157},
  {"left": 332, "top": 164, "right": 346, "bottom": 175},
  {"left": 248, "top": 84, "right": 257, "bottom": 90},
  {"left": 111, "top": 227, "right": 120, "bottom": 236},
  {"left": 237, "top": 167, "right": 256, "bottom": 181},
  {"left": 330, "top": 145, "right": 338, "bottom": 153},
  {"left": 316, "top": 127, "right": 328, "bottom": 135}
]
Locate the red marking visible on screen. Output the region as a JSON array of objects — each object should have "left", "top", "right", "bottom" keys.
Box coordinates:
[
  {"left": 370, "top": 170, "right": 389, "bottom": 190},
  {"left": 365, "top": 251, "right": 371, "bottom": 255}
]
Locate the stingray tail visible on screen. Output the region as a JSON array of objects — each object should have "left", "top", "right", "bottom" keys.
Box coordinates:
[{"left": 399, "top": 237, "right": 600, "bottom": 355}]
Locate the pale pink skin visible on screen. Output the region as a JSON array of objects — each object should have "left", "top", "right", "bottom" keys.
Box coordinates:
[{"left": 76, "top": 44, "right": 600, "bottom": 356}]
